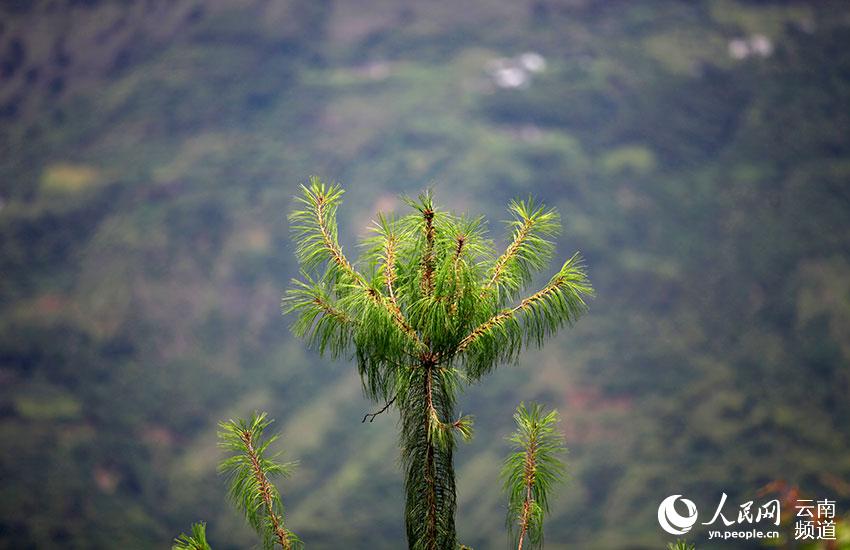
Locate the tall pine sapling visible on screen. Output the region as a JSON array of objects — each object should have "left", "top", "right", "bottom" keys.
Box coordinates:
[
  {"left": 218, "top": 412, "right": 300, "bottom": 550},
  {"left": 174, "top": 412, "right": 300, "bottom": 550},
  {"left": 284, "top": 178, "right": 592, "bottom": 550},
  {"left": 501, "top": 403, "right": 567, "bottom": 550}
]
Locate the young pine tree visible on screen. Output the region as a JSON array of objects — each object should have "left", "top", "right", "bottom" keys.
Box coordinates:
[
  {"left": 174, "top": 412, "right": 299, "bottom": 550},
  {"left": 501, "top": 403, "right": 567, "bottom": 550},
  {"left": 284, "top": 178, "right": 592, "bottom": 550}
]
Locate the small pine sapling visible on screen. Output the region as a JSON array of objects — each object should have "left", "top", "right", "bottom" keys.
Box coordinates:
[
  {"left": 501, "top": 403, "right": 567, "bottom": 550},
  {"left": 173, "top": 412, "right": 299, "bottom": 550},
  {"left": 219, "top": 412, "right": 300, "bottom": 550}
]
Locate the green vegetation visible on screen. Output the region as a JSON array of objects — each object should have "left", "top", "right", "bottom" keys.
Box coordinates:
[
  {"left": 217, "top": 413, "right": 300, "bottom": 550},
  {"left": 175, "top": 405, "right": 567, "bottom": 549},
  {"left": 284, "top": 182, "right": 589, "bottom": 548},
  {"left": 502, "top": 404, "right": 567, "bottom": 550},
  {"left": 174, "top": 412, "right": 299, "bottom": 550},
  {"left": 175, "top": 183, "right": 585, "bottom": 549},
  {"left": 173, "top": 522, "right": 212, "bottom": 550},
  {"left": 1, "top": 0, "right": 850, "bottom": 548}
]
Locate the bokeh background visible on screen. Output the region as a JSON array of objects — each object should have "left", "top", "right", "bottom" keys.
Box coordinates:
[{"left": 2, "top": 1, "right": 850, "bottom": 548}]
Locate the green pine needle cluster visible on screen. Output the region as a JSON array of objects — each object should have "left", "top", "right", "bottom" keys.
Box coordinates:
[
  {"left": 667, "top": 540, "right": 696, "bottom": 550},
  {"left": 502, "top": 403, "right": 567, "bottom": 550},
  {"left": 218, "top": 412, "right": 301, "bottom": 550},
  {"left": 173, "top": 522, "right": 212, "bottom": 550},
  {"left": 283, "top": 178, "right": 592, "bottom": 550}
]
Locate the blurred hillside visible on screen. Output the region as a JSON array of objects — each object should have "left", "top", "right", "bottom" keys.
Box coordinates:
[{"left": 1, "top": 1, "right": 849, "bottom": 548}]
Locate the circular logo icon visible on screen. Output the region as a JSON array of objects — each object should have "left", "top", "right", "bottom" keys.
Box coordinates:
[{"left": 658, "top": 494, "right": 699, "bottom": 535}]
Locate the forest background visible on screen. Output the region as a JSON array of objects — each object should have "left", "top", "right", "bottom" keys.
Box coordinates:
[{"left": 1, "top": 1, "right": 849, "bottom": 548}]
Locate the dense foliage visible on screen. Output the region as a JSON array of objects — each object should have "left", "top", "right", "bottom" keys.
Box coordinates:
[
  {"left": 284, "top": 181, "right": 589, "bottom": 549},
  {"left": 1, "top": 1, "right": 849, "bottom": 548}
]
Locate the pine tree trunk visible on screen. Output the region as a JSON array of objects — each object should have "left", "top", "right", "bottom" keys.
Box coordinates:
[{"left": 401, "top": 364, "right": 457, "bottom": 550}]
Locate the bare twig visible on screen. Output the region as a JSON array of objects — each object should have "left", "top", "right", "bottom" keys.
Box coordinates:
[{"left": 362, "top": 394, "right": 398, "bottom": 423}]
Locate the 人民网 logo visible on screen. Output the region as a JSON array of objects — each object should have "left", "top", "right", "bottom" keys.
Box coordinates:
[{"left": 658, "top": 494, "right": 699, "bottom": 535}]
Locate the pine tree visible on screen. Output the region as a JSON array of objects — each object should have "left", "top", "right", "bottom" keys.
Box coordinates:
[
  {"left": 173, "top": 412, "right": 300, "bottom": 550},
  {"left": 501, "top": 403, "right": 567, "bottom": 550},
  {"left": 284, "top": 178, "right": 592, "bottom": 550}
]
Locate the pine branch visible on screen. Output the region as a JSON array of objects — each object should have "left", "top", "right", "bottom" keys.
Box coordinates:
[
  {"left": 291, "top": 178, "right": 422, "bottom": 347},
  {"left": 291, "top": 177, "right": 361, "bottom": 283},
  {"left": 421, "top": 206, "right": 436, "bottom": 297},
  {"left": 244, "top": 431, "right": 291, "bottom": 550},
  {"left": 425, "top": 367, "right": 474, "bottom": 448},
  {"left": 374, "top": 287, "right": 422, "bottom": 346},
  {"left": 283, "top": 275, "right": 354, "bottom": 357},
  {"left": 173, "top": 522, "right": 212, "bottom": 550},
  {"left": 218, "top": 412, "right": 300, "bottom": 550},
  {"left": 402, "top": 191, "right": 438, "bottom": 298},
  {"left": 485, "top": 198, "right": 560, "bottom": 303},
  {"left": 458, "top": 253, "right": 592, "bottom": 379},
  {"left": 502, "top": 403, "right": 567, "bottom": 550},
  {"left": 448, "top": 233, "right": 466, "bottom": 316},
  {"left": 362, "top": 394, "right": 397, "bottom": 423},
  {"left": 366, "top": 213, "right": 409, "bottom": 330},
  {"left": 383, "top": 221, "right": 400, "bottom": 307}
]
